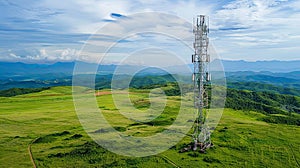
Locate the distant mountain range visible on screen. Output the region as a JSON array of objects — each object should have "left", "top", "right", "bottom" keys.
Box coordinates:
[
  {"left": 217, "top": 60, "right": 300, "bottom": 72},
  {"left": 1, "top": 59, "right": 299, "bottom": 78},
  {"left": 0, "top": 60, "right": 300, "bottom": 92}
]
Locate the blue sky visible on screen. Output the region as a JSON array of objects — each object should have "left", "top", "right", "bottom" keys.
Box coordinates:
[{"left": 0, "top": 0, "right": 299, "bottom": 63}]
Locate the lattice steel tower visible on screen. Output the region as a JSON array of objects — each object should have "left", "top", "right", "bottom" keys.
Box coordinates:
[{"left": 191, "top": 15, "right": 211, "bottom": 152}]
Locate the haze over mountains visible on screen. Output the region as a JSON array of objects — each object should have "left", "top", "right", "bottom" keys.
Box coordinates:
[
  {"left": 0, "top": 59, "right": 299, "bottom": 91},
  {"left": 219, "top": 60, "right": 300, "bottom": 72},
  {"left": 1, "top": 59, "right": 300, "bottom": 77}
]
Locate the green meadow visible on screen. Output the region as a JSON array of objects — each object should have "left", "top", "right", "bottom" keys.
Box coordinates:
[{"left": 0, "top": 86, "right": 299, "bottom": 167}]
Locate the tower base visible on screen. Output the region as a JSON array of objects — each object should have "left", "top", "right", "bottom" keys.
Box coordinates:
[{"left": 180, "top": 142, "right": 213, "bottom": 153}]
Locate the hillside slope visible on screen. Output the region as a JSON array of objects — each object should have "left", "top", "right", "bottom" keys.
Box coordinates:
[{"left": 0, "top": 86, "right": 299, "bottom": 167}]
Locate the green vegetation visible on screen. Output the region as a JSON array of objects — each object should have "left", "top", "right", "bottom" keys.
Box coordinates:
[
  {"left": 227, "top": 81, "right": 300, "bottom": 97},
  {"left": 0, "top": 87, "right": 50, "bottom": 97},
  {"left": 226, "top": 88, "right": 300, "bottom": 114},
  {"left": 0, "top": 86, "right": 299, "bottom": 167},
  {"left": 225, "top": 88, "right": 300, "bottom": 125}
]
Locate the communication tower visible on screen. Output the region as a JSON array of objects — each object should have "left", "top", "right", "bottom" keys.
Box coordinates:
[{"left": 191, "top": 15, "right": 211, "bottom": 152}]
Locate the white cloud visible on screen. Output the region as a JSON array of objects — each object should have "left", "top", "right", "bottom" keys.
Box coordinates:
[
  {"left": 210, "top": 0, "right": 300, "bottom": 60},
  {"left": 0, "top": 0, "right": 299, "bottom": 62},
  {"left": 3, "top": 48, "right": 80, "bottom": 63}
]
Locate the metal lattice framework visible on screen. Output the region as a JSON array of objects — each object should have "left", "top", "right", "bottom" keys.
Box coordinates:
[{"left": 191, "top": 15, "right": 211, "bottom": 152}]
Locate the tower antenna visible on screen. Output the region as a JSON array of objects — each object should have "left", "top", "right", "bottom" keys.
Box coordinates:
[
  {"left": 182, "top": 15, "right": 211, "bottom": 153},
  {"left": 192, "top": 15, "right": 211, "bottom": 152}
]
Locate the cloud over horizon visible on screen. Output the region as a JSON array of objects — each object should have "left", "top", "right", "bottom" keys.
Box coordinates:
[{"left": 0, "top": 0, "right": 299, "bottom": 63}]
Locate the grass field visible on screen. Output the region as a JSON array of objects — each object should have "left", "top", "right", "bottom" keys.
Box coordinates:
[{"left": 0, "top": 86, "right": 299, "bottom": 167}]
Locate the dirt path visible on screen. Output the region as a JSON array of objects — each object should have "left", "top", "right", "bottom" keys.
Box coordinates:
[
  {"left": 28, "top": 138, "right": 39, "bottom": 168},
  {"left": 95, "top": 91, "right": 140, "bottom": 96},
  {"left": 288, "top": 144, "right": 300, "bottom": 167},
  {"left": 95, "top": 91, "right": 112, "bottom": 96},
  {"left": 158, "top": 154, "right": 180, "bottom": 168}
]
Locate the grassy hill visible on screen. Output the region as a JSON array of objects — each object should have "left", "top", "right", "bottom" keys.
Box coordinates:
[{"left": 0, "top": 86, "right": 299, "bottom": 167}]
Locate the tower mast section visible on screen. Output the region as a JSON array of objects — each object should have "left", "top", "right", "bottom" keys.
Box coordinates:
[{"left": 191, "top": 15, "right": 211, "bottom": 152}]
